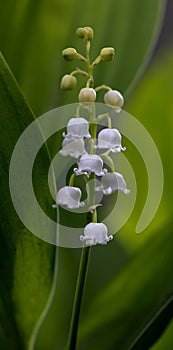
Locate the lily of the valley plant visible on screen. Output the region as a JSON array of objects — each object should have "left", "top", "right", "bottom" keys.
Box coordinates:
[{"left": 53, "top": 26, "right": 130, "bottom": 350}]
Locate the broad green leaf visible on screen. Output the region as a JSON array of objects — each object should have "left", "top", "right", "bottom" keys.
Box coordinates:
[
  {"left": 0, "top": 0, "right": 166, "bottom": 113},
  {"left": 34, "top": 242, "right": 129, "bottom": 350},
  {"left": 75, "top": 51, "right": 173, "bottom": 349},
  {"left": 0, "top": 53, "right": 56, "bottom": 349},
  {"left": 126, "top": 51, "right": 173, "bottom": 233},
  {"left": 129, "top": 294, "right": 173, "bottom": 349},
  {"left": 0, "top": 1, "right": 167, "bottom": 349},
  {"left": 151, "top": 319, "right": 173, "bottom": 350},
  {"left": 77, "top": 221, "right": 173, "bottom": 350}
]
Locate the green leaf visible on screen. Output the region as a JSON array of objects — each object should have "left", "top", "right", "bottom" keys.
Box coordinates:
[
  {"left": 129, "top": 294, "right": 173, "bottom": 349},
  {"left": 0, "top": 53, "right": 56, "bottom": 349},
  {"left": 0, "top": 1, "right": 167, "bottom": 348},
  {"left": 127, "top": 51, "right": 173, "bottom": 232},
  {"left": 127, "top": 50, "right": 173, "bottom": 349},
  {"left": 29, "top": 2, "right": 167, "bottom": 347},
  {"left": 77, "top": 221, "right": 173, "bottom": 350},
  {"left": 75, "top": 50, "right": 173, "bottom": 349},
  {"left": 0, "top": 0, "right": 166, "bottom": 113},
  {"left": 151, "top": 319, "right": 173, "bottom": 350}
]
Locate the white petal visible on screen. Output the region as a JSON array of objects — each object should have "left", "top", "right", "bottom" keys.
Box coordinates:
[
  {"left": 74, "top": 154, "right": 106, "bottom": 176},
  {"left": 103, "top": 186, "right": 112, "bottom": 195},
  {"left": 80, "top": 235, "right": 97, "bottom": 246},
  {"left": 101, "top": 172, "right": 130, "bottom": 195},
  {"left": 53, "top": 186, "right": 84, "bottom": 209},
  {"left": 64, "top": 118, "right": 91, "bottom": 138},
  {"left": 60, "top": 137, "right": 87, "bottom": 158},
  {"left": 97, "top": 128, "right": 125, "bottom": 152},
  {"left": 80, "top": 222, "right": 113, "bottom": 246}
]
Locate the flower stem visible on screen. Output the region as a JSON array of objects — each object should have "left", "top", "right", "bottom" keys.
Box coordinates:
[
  {"left": 71, "top": 68, "right": 89, "bottom": 77},
  {"left": 95, "top": 113, "right": 112, "bottom": 128},
  {"left": 100, "top": 153, "right": 115, "bottom": 172},
  {"left": 95, "top": 84, "right": 111, "bottom": 92},
  {"left": 67, "top": 246, "right": 91, "bottom": 350},
  {"left": 67, "top": 38, "right": 96, "bottom": 350}
]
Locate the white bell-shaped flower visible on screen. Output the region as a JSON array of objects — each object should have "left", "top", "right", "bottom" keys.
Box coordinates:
[
  {"left": 52, "top": 186, "right": 84, "bottom": 209},
  {"left": 59, "top": 137, "right": 87, "bottom": 159},
  {"left": 74, "top": 154, "right": 107, "bottom": 176},
  {"left": 97, "top": 172, "right": 130, "bottom": 195},
  {"left": 63, "top": 117, "right": 91, "bottom": 139},
  {"left": 80, "top": 222, "right": 113, "bottom": 246},
  {"left": 97, "top": 128, "right": 126, "bottom": 152}
]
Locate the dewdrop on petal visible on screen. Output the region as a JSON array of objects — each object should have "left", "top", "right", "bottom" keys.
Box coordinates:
[
  {"left": 63, "top": 117, "right": 91, "bottom": 139},
  {"left": 104, "top": 90, "right": 124, "bottom": 112},
  {"left": 52, "top": 186, "right": 84, "bottom": 209},
  {"left": 97, "top": 128, "right": 126, "bottom": 152},
  {"left": 78, "top": 88, "right": 96, "bottom": 103},
  {"left": 59, "top": 137, "right": 87, "bottom": 159},
  {"left": 60, "top": 74, "right": 77, "bottom": 90},
  {"left": 74, "top": 154, "right": 107, "bottom": 176},
  {"left": 97, "top": 172, "right": 130, "bottom": 195},
  {"left": 80, "top": 222, "right": 113, "bottom": 246}
]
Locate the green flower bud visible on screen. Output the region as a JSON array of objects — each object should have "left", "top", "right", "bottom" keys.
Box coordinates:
[
  {"left": 104, "top": 90, "right": 124, "bottom": 112},
  {"left": 78, "top": 88, "right": 96, "bottom": 102},
  {"left": 100, "top": 47, "right": 115, "bottom": 61},
  {"left": 60, "top": 75, "right": 77, "bottom": 90},
  {"left": 62, "top": 48, "right": 78, "bottom": 60},
  {"left": 76, "top": 26, "right": 94, "bottom": 40},
  {"left": 84, "top": 26, "right": 94, "bottom": 40},
  {"left": 76, "top": 27, "right": 86, "bottom": 39}
]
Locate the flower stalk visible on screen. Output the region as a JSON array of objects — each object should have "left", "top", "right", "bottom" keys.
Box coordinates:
[{"left": 67, "top": 246, "right": 91, "bottom": 350}]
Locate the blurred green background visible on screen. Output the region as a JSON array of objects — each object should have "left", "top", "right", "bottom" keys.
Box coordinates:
[{"left": 0, "top": 0, "right": 173, "bottom": 349}]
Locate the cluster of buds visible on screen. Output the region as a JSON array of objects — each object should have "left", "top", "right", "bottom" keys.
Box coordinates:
[
  {"left": 60, "top": 26, "right": 124, "bottom": 112},
  {"left": 54, "top": 27, "right": 129, "bottom": 247}
]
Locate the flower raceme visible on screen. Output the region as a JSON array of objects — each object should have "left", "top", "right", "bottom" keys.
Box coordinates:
[
  {"left": 54, "top": 112, "right": 130, "bottom": 246},
  {"left": 54, "top": 26, "right": 130, "bottom": 247}
]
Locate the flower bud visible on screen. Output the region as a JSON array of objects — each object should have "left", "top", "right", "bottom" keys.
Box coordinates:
[
  {"left": 100, "top": 47, "right": 115, "bottom": 61},
  {"left": 104, "top": 90, "right": 124, "bottom": 112},
  {"left": 62, "top": 47, "right": 78, "bottom": 60},
  {"left": 78, "top": 88, "right": 96, "bottom": 103},
  {"left": 60, "top": 75, "right": 77, "bottom": 90},
  {"left": 76, "top": 27, "right": 86, "bottom": 39},
  {"left": 84, "top": 26, "right": 94, "bottom": 40},
  {"left": 76, "top": 26, "right": 94, "bottom": 40}
]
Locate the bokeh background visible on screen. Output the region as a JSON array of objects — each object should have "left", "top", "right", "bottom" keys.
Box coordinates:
[{"left": 0, "top": 0, "right": 173, "bottom": 349}]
